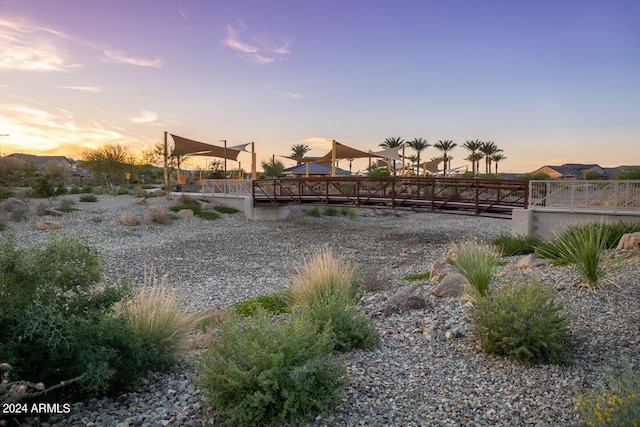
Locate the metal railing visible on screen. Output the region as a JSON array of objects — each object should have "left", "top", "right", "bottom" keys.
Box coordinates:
[
  {"left": 201, "top": 179, "right": 252, "bottom": 196},
  {"left": 252, "top": 176, "right": 528, "bottom": 216},
  {"left": 528, "top": 180, "right": 640, "bottom": 212}
]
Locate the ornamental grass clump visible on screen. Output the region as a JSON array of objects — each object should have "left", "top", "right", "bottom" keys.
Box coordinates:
[
  {"left": 576, "top": 366, "right": 640, "bottom": 427},
  {"left": 116, "top": 266, "right": 196, "bottom": 369},
  {"left": 536, "top": 222, "right": 614, "bottom": 289},
  {"left": 450, "top": 239, "right": 500, "bottom": 300},
  {"left": 493, "top": 234, "right": 543, "bottom": 256},
  {"left": 289, "top": 249, "right": 378, "bottom": 352},
  {"left": 197, "top": 312, "right": 346, "bottom": 427},
  {"left": 469, "top": 279, "right": 578, "bottom": 364}
]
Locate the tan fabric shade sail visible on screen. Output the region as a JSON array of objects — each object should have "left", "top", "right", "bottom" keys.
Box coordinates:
[
  {"left": 315, "top": 141, "right": 383, "bottom": 164},
  {"left": 170, "top": 134, "right": 241, "bottom": 160},
  {"left": 421, "top": 159, "right": 442, "bottom": 173},
  {"left": 370, "top": 146, "right": 403, "bottom": 161}
]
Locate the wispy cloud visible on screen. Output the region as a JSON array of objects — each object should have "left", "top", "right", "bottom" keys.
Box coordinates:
[
  {"left": 221, "top": 22, "right": 290, "bottom": 64},
  {"left": 58, "top": 86, "right": 103, "bottom": 93},
  {"left": 102, "top": 50, "right": 163, "bottom": 68},
  {"left": 302, "top": 137, "right": 333, "bottom": 151},
  {"left": 131, "top": 110, "right": 158, "bottom": 124},
  {"left": 265, "top": 84, "right": 301, "bottom": 99},
  {"left": 0, "top": 19, "right": 79, "bottom": 71}
]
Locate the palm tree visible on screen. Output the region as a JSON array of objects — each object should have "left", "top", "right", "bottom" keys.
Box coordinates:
[
  {"left": 462, "top": 139, "right": 483, "bottom": 175},
  {"left": 290, "top": 144, "right": 311, "bottom": 165},
  {"left": 406, "top": 138, "right": 430, "bottom": 176},
  {"left": 479, "top": 141, "right": 501, "bottom": 174},
  {"left": 491, "top": 153, "right": 506, "bottom": 175},
  {"left": 433, "top": 139, "right": 457, "bottom": 177},
  {"left": 406, "top": 154, "right": 418, "bottom": 175},
  {"left": 379, "top": 136, "right": 405, "bottom": 176}
]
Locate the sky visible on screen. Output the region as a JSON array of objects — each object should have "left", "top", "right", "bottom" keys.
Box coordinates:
[{"left": 1, "top": 0, "right": 639, "bottom": 174}]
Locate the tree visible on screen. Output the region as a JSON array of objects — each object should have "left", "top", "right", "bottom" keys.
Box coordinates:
[
  {"left": 261, "top": 158, "right": 284, "bottom": 178},
  {"left": 379, "top": 136, "right": 405, "bottom": 176},
  {"left": 0, "top": 156, "right": 28, "bottom": 187},
  {"left": 462, "top": 140, "right": 483, "bottom": 175},
  {"left": 490, "top": 153, "right": 506, "bottom": 175},
  {"left": 290, "top": 144, "right": 311, "bottom": 165},
  {"left": 479, "top": 141, "right": 501, "bottom": 175},
  {"left": 406, "top": 138, "right": 430, "bottom": 176},
  {"left": 433, "top": 140, "right": 457, "bottom": 177},
  {"left": 82, "top": 144, "right": 131, "bottom": 186},
  {"left": 43, "top": 161, "right": 69, "bottom": 186}
]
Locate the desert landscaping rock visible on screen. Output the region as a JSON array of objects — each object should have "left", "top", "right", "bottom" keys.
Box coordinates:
[
  {"left": 177, "top": 208, "right": 194, "bottom": 217},
  {"left": 4, "top": 192, "right": 638, "bottom": 427},
  {"left": 431, "top": 272, "right": 468, "bottom": 298},
  {"left": 35, "top": 220, "right": 63, "bottom": 230},
  {"left": 119, "top": 213, "right": 140, "bottom": 226},
  {"left": 617, "top": 231, "right": 640, "bottom": 256}
]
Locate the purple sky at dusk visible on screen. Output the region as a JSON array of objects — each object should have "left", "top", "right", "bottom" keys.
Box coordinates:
[{"left": 1, "top": 0, "right": 638, "bottom": 173}]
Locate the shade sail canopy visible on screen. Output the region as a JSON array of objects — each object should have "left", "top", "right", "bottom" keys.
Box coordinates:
[
  {"left": 170, "top": 134, "right": 241, "bottom": 160},
  {"left": 315, "top": 141, "right": 382, "bottom": 164},
  {"left": 422, "top": 159, "right": 442, "bottom": 173},
  {"left": 370, "top": 146, "right": 404, "bottom": 161}
]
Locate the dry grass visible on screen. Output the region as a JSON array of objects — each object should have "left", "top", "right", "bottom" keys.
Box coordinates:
[
  {"left": 290, "top": 248, "right": 358, "bottom": 307},
  {"left": 118, "top": 266, "right": 197, "bottom": 358}
]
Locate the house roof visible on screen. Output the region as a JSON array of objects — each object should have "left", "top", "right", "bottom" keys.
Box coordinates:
[
  {"left": 283, "top": 162, "right": 351, "bottom": 175},
  {"left": 8, "top": 153, "right": 75, "bottom": 170}
]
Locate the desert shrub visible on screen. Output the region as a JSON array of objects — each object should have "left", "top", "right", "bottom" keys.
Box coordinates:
[
  {"left": 450, "top": 239, "right": 500, "bottom": 300},
  {"left": 214, "top": 205, "right": 239, "bottom": 214},
  {"left": 469, "top": 279, "right": 577, "bottom": 364},
  {"left": 290, "top": 249, "right": 378, "bottom": 352},
  {"left": 0, "top": 188, "right": 13, "bottom": 201},
  {"left": 0, "top": 236, "right": 183, "bottom": 399},
  {"left": 493, "top": 234, "right": 543, "bottom": 256},
  {"left": 79, "top": 194, "right": 98, "bottom": 202},
  {"left": 116, "top": 267, "right": 195, "bottom": 371},
  {"left": 35, "top": 202, "right": 48, "bottom": 216},
  {"left": 305, "top": 206, "right": 321, "bottom": 217},
  {"left": 69, "top": 185, "right": 81, "bottom": 194},
  {"left": 80, "top": 186, "right": 94, "bottom": 193},
  {"left": 339, "top": 207, "right": 358, "bottom": 220},
  {"left": 536, "top": 222, "right": 613, "bottom": 288},
  {"left": 57, "top": 198, "right": 78, "bottom": 212},
  {"left": 402, "top": 272, "right": 430, "bottom": 281},
  {"left": 196, "top": 211, "right": 220, "bottom": 220},
  {"left": 576, "top": 366, "right": 640, "bottom": 426},
  {"left": 357, "top": 268, "right": 387, "bottom": 292},
  {"left": 197, "top": 312, "right": 346, "bottom": 427},
  {"left": 233, "top": 290, "right": 291, "bottom": 317},
  {"left": 322, "top": 206, "right": 338, "bottom": 216},
  {"left": 31, "top": 175, "right": 55, "bottom": 199},
  {"left": 144, "top": 206, "right": 172, "bottom": 225}
]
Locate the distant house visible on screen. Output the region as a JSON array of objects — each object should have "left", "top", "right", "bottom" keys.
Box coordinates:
[
  {"left": 7, "top": 153, "right": 91, "bottom": 184},
  {"left": 530, "top": 163, "right": 633, "bottom": 180}
]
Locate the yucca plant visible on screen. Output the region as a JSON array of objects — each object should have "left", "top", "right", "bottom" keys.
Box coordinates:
[
  {"left": 536, "top": 222, "right": 613, "bottom": 289},
  {"left": 450, "top": 239, "right": 500, "bottom": 300}
]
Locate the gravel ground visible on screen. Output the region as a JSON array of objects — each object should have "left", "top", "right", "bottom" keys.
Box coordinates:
[{"left": 4, "top": 192, "right": 640, "bottom": 427}]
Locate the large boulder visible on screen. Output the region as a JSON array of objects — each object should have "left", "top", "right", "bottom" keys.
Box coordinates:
[
  {"left": 119, "top": 214, "right": 140, "bottom": 226},
  {"left": 617, "top": 232, "right": 640, "bottom": 256},
  {"left": 177, "top": 209, "right": 194, "bottom": 217},
  {"left": 429, "top": 260, "right": 456, "bottom": 280},
  {"left": 516, "top": 254, "right": 547, "bottom": 269},
  {"left": 382, "top": 283, "right": 428, "bottom": 317},
  {"left": 431, "top": 273, "right": 467, "bottom": 298},
  {"left": 144, "top": 206, "right": 172, "bottom": 224},
  {"left": 35, "top": 220, "right": 63, "bottom": 230},
  {"left": 0, "top": 197, "right": 29, "bottom": 215}
]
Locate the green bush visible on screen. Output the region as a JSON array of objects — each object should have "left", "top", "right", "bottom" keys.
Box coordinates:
[
  {"left": 233, "top": 291, "right": 291, "bottom": 317},
  {"left": 339, "top": 207, "right": 358, "bottom": 220},
  {"left": 31, "top": 175, "right": 55, "bottom": 198},
  {"left": 493, "top": 234, "right": 543, "bottom": 256},
  {"left": 57, "top": 198, "right": 78, "bottom": 212},
  {"left": 214, "top": 205, "right": 239, "bottom": 214},
  {"left": 0, "top": 188, "right": 13, "bottom": 201},
  {"left": 450, "top": 240, "right": 500, "bottom": 300},
  {"left": 169, "top": 204, "right": 220, "bottom": 221},
  {"left": 79, "top": 194, "right": 98, "bottom": 202},
  {"left": 576, "top": 366, "right": 640, "bottom": 426},
  {"left": 536, "top": 222, "right": 613, "bottom": 288},
  {"left": 322, "top": 206, "right": 338, "bottom": 216},
  {"left": 469, "top": 279, "right": 577, "bottom": 364},
  {"left": 402, "top": 272, "right": 430, "bottom": 281},
  {"left": 0, "top": 236, "right": 184, "bottom": 399},
  {"left": 306, "top": 206, "right": 321, "bottom": 217},
  {"left": 197, "top": 312, "right": 346, "bottom": 427}
]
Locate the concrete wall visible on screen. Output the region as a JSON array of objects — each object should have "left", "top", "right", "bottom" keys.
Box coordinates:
[
  {"left": 512, "top": 208, "right": 640, "bottom": 238},
  {"left": 208, "top": 195, "right": 290, "bottom": 221}
]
